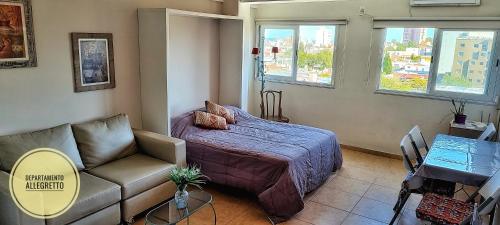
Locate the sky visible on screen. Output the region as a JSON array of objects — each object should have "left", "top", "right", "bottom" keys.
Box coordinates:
[
  {"left": 264, "top": 25, "right": 336, "bottom": 42},
  {"left": 385, "top": 28, "right": 435, "bottom": 42}
]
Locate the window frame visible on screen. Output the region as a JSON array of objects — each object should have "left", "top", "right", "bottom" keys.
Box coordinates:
[
  {"left": 257, "top": 22, "right": 340, "bottom": 88},
  {"left": 375, "top": 28, "right": 500, "bottom": 104}
]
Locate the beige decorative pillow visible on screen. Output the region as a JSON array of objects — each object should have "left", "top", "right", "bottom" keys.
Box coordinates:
[
  {"left": 72, "top": 114, "right": 137, "bottom": 169},
  {"left": 194, "top": 111, "right": 228, "bottom": 130},
  {"left": 205, "top": 101, "right": 236, "bottom": 124}
]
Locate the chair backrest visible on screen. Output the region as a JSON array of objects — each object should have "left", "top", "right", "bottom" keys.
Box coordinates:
[
  {"left": 478, "top": 123, "right": 496, "bottom": 141},
  {"left": 477, "top": 169, "right": 500, "bottom": 215},
  {"left": 400, "top": 135, "right": 420, "bottom": 173},
  {"left": 261, "top": 90, "right": 284, "bottom": 119},
  {"left": 408, "top": 125, "right": 428, "bottom": 163}
]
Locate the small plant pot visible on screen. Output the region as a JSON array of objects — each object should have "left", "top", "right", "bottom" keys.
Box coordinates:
[{"left": 454, "top": 114, "right": 467, "bottom": 124}]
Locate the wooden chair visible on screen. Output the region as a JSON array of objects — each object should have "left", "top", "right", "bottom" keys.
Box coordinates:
[
  {"left": 260, "top": 90, "right": 290, "bottom": 123},
  {"left": 478, "top": 123, "right": 496, "bottom": 141}
]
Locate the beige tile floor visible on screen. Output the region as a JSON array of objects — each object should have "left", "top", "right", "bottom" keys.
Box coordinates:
[{"left": 133, "top": 148, "right": 478, "bottom": 225}]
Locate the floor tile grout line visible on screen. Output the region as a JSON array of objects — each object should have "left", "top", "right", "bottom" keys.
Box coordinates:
[
  {"left": 352, "top": 182, "right": 402, "bottom": 225},
  {"left": 299, "top": 200, "right": 351, "bottom": 225},
  {"left": 320, "top": 182, "right": 369, "bottom": 198},
  {"left": 349, "top": 212, "right": 391, "bottom": 225},
  {"left": 336, "top": 173, "right": 376, "bottom": 184},
  {"left": 306, "top": 198, "right": 352, "bottom": 214},
  {"left": 292, "top": 217, "right": 314, "bottom": 225}
]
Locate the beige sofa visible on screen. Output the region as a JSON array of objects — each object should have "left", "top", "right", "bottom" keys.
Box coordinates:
[{"left": 0, "top": 114, "right": 186, "bottom": 225}]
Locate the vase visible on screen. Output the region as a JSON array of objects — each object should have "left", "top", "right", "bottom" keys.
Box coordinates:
[
  {"left": 174, "top": 187, "right": 189, "bottom": 209},
  {"left": 454, "top": 114, "right": 467, "bottom": 124}
]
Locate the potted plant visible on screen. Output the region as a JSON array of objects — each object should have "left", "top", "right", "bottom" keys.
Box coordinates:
[
  {"left": 451, "top": 99, "right": 466, "bottom": 124},
  {"left": 169, "top": 166, "right": 207, "bottom": 209}
]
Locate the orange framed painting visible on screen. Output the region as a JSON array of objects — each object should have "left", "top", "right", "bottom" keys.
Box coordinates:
[{"left": 0, "top": 0, "right": 36, "bottom": 68}]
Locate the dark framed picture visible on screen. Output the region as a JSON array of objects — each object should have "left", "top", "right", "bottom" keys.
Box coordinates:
[
  {"left": 71, "top": 33, "right": 115, "bottom": 92},
  {"left": 0, "top": 0, "right": 37, "bottom": 69}
]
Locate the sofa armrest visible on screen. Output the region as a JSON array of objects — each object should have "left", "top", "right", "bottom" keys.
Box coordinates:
[
  {"left": 0, "top": 171, "right": 45, "bottom": 225},
  {"left": 133, "top": 129, "right": 187, "bottom": 167}
]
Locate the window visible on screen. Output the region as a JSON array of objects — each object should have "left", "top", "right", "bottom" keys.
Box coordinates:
[
  {"left": 472, "top": 52, "right": 480, "bottom": 60},
  {"left": 378, "top": 28, "right": 500, "bottom": 102},
  {"left": 482, "top": 43, "right": 489, "bottom": 51},
  {"left": 379, "top": 28, "right": 435, "bottom": 93},
  {"left": 260, "top": 24, "right": 338, "bottom": 87},
  {"left": 435, "top": 31, "right": 495, "bottom": 95},
  {"left": 261, "top": 28, "right": 294, "bottom": 77}
]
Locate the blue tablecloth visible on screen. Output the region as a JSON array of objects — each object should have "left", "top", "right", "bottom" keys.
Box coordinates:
[{"left": 415, "top": 134, "right": 500, "bottom": 186}]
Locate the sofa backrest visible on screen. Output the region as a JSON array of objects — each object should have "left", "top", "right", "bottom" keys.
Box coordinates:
[
  {"left": 0, "top": 124, "right": 85, "bottom": 172},
  {"left": 72, "top": 114, "right": 137, "bottom": 169}
]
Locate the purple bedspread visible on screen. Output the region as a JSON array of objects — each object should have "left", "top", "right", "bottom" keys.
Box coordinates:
[{"left": 171, "top": 107, "right": 342, "bottom": 222}]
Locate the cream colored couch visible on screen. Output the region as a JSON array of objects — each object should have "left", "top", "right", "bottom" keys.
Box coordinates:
[{"left": 0, "top": 114, "right": 186, "bottom": 225}]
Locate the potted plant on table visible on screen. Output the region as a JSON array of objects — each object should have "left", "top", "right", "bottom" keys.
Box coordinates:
[
  {"left": 451, "top": 99, "right": 467, "bottom": 124},
  {"left": 169, "top": 166, "right": 208, "bottom": 209}
]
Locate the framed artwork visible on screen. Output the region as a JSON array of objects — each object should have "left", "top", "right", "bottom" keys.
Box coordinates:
[
  {"left": 0, "top": 0, "right": 37, "bottom": 68},
  {"left": 71, "top": 33, "right": 115, "bottom": 92}
]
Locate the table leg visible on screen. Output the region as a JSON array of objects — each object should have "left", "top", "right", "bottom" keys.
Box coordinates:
[{"left": 209, "top": 203, "right": 217, "bottom": 225}]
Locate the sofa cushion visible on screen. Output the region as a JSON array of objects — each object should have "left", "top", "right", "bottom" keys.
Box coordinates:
[
  {"left": 88, "top": 154, "right": 176, "bottom": 199},
  {"left": 0, "top": 171, "right": 46, "bottom": 225},
  {"left": 46, "top": 172, "right": 121, "bottom": 225},
  {"left": 67, "top": 203, "right": 120, "bottom": 225},
  {"left": 72, "top": 114, "right": 137, "bottom": 169},
  {"left": 0, "top": 124, "right": 85, "bottom": 172}
]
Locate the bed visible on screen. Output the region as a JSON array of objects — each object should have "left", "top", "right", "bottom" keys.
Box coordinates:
[{"left": 171, "top": 106, "right": 343, "bottom": 223}]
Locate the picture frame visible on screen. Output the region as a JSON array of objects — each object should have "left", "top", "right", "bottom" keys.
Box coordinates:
[
  {"left": 71, "top": 33, "right": 115, "bottom": 92},
  {"left": 0, "top": 0, "right": 37, "bottom": 69}
]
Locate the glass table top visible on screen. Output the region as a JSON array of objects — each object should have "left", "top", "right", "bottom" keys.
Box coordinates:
[
  {"left": 145, "top": 191, "right": 213, "bottom": 225},
  {"left": 427, "top": 134, "right": 500, "bottom": 177}
]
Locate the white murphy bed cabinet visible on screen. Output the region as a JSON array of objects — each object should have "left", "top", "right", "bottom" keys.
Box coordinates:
[{"left": 138, "top": 9, "right": 244, "bottom": 135}]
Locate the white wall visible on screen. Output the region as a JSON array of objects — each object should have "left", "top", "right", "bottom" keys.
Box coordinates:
[
  {"left": 169, "top": 15, "right": 220, "bottom": 117},
  {"left": 251, "top": 0, "right": 500, "bottom": 155},
  {"left": 239, "top": 4, "right": 257, "bottom": 112},
  {"left": 219, "top": 20, "right": 244, "bottom": 107},
  {"left": 0, "top": 0, "right": 222, "bottom": 135}
]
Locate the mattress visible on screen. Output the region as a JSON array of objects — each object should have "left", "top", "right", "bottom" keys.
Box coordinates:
[{"left": 171, "top": 106, "right": 343, "bottom": 222}]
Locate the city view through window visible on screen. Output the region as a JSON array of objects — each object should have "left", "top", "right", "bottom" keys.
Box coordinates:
[
  {"left": 262, "top": 25, "right": 336, "bottom": 85},
  {"left": 380, "top": 28, "right": 495, "bottom": 95},
  {"left": 435, "top": 31, "right": 494, "bottom": 94},
  {"left": 380, "top": 28, "right": 435, "bottom": 93},
  {"left": 263, "top": 28, "right": 294, "bottom": 77}
]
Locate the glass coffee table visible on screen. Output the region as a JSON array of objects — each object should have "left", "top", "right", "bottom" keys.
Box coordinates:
[{"left": 145, "top": 191, "right": 216, "bottom": 225}]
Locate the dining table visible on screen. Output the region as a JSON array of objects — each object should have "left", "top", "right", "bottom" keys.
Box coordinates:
[{"left": 415, "top": 134, "right": 500, "bottom": 187}]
